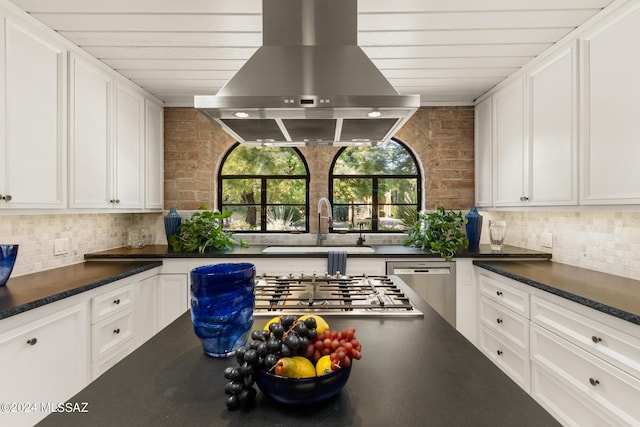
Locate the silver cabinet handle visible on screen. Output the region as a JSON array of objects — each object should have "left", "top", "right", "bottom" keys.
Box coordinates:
[
  {"left": 496, "top": 318, "right": 503, "bottom": 324},
  {"left": 113, "top": 328, "right": 121, "bottom": 334},
  {"left": 113, "top": 299, "right": 121, "bottom": 305},
  {"left": 497, "top": 350, "right": 503, "bottom": 356},
  {"left": 27, "top": 338, "right": 38, "bottom": 345},
  {"left": 589, "top": 378, "right": 600, "bottom": 387},
  {"left": 496, "top": 291, "right": 503, "bottom": 296},
  {"left": 592, "top": 336, "right": 602, "bottom": 344}
]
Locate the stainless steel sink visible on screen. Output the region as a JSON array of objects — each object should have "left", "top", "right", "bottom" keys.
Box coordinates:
[{"left": 262, "top": 246, "right": 375, "bottom": 254}]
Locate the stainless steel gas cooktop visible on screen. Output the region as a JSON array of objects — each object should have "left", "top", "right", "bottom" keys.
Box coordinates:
[{"left": 253, "top": 273, "right": 422, "bottom": 317}]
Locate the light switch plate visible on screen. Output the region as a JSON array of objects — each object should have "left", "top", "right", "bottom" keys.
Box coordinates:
[
  {"left": 54, "top": 238, "right": 69, "bottom": 256},
  {"left": 541, "top": 233, "right": 553, "bottom": 249}
]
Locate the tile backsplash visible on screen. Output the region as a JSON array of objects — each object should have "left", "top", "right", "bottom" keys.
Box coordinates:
[
  {"left": 0, "top": 213, "right": 163, "bottom": 276},
  {"left": 480, "top": 210, "right": 640, "bottom": 281},
  {"left": 3, "top": 209, "right": 640, "bottom": 282}
]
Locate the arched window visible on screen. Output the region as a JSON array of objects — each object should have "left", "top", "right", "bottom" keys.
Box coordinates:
[
  {"left": 219, "top": 143, "right": 309, "bottom": 232},
  {"left": 330, "top": 139, "right": 420, "bottom": 232}
]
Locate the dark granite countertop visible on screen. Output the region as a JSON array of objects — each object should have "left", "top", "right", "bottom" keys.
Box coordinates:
[
  {"left": 84, "top": 243, "right": 551, "bottom": 260},
  {"left": 475, "top": 260, "right": 640, "bottom": 326},
  {"left": 0, "top": 261, "right": 162, "bottom": 320},
  {"left": 38, "top": 281, "right": 559, "bottom": 427}
]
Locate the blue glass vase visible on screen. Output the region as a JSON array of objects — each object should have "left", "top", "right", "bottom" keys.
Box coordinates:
[
  {"left": 164, "top": 207, "right": 182, "bottom": 246},
  {"left": 190, "top": 263, "right": 255, "bottom": 357},
  {"left": 465, "top": 206, "right": 483, "bottom": 249},
  {"left": 0, "top": 244, "right": 19, "bottom": 286}
]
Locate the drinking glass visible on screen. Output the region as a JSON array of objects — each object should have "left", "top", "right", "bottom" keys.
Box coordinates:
[
  {"left": 190, "top": 263, "right": 255, "bottom": 357},
  {"left": 489, "top": 220, "right": 507, "bottom": 251}
]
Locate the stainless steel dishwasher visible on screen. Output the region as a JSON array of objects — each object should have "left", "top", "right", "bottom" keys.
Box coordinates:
[{"left": 386, "top": 261, "right": 456, "bottom": 327}]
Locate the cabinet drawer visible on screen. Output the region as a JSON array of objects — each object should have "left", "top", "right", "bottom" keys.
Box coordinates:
[
  {"left": 531, "top": 324, "right": 640, "bottom": 425},
  {"left": 531, "top": 295, "right": 640, "bottom": 378},
  {"left": 92, "top": 284, "right": 134, "bottom": 323},
  {"left": 478, "top": 272, "right": 529, "bottom": 318},
  {"left": 92, "top": 340, "right": 135, "bottom": 380},
  {"left": 479, "top": 296, "right": 529, "bottom": 351},
  {"left": 531, "top": 363, "right": 621, "bottom": 427},
  {"left": 478, "top": 325, "right": 529, "bottom": 391},
  {"left": 92, "top": 309, "right": 134, "bottom": 361}
]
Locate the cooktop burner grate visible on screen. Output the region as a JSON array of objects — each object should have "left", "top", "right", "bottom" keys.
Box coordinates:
[{"left": 253, "top": 274, "right": 422, "bottom": 317}]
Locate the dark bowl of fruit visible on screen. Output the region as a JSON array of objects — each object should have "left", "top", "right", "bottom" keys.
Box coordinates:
[
  {"left": 254, "top": 363, "right": 352, "bottom": 405},
  {"left": 222, "top": 314, "right": 361, "bottom": 410}
]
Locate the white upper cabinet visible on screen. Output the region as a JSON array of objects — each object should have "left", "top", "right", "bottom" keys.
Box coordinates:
[
  {"left": 113, "top": 83, "right": 145, "bottom": 209},
  {"left": 527, "top": 45, "right": 578, "bottom": 206},
  {"left": 493, "top": 77, "right": 526, "bottom": 206},
  {"left": 474, "top": 97, "right": 492, "bottom": 207},
  {"left": 0, "top": 17, "right": 66, "bottom": 209},
  {"left": 145, "top": 99, "right": 164, "bottom": 210},
  {"left": 69, "top": 54, "right": 113, "bottom": 209},
  {"left": 580, "top": 2, "right": 640, "bottom": 205}
]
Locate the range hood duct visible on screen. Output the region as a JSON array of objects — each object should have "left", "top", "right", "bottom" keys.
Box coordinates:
[{"left": 194, "top": 0, "right": 420, "bottom": 146}]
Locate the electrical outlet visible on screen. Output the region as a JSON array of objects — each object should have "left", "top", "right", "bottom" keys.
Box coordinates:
[
  {"left": 54, "top": 238, "right": 69, "bottom": 256},
  {"left": 541, "top": 233, "right": 553, "bottom": 249}
]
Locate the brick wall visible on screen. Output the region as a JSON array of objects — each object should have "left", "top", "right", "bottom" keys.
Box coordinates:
[{"left": 163, "top": 106, "right": 475, "bottom": 215}]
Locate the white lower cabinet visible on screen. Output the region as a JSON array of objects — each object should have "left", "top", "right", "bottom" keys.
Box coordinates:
[
  {"left": 0, "top": 302, "right": 89, "bottom": 427},
  {"left": 475, "top": 267, "right": 640, "bottom": 426}
]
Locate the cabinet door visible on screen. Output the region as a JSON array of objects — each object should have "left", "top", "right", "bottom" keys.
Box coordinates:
[
  {"left": 0, "top": 303, "right": 88, "bottom": 426},
  {"left": 145, "top": 99, "right": 164, "bottom": 210},
  {"left": 493, "top": 78, "right": 526, "bottom": 206},
  {"left": 474, "top": 96, "right": 492, "bottom": 207},
  {"left": 69, "top": 54, "right": 113, "bottom": 208},
  {"left": 581, "top": 3, "right": 640, "bottom": 204},
  {"left": 137, "top": 275, "right": 159, "bottom": 346},
  {"left": 158, "top": 274, "right": 189, "bottom": 331},
  {"left": 527, "top": 45, "right": 578, "bottom": 206},
  {"left": 1, "top": 18, "right": 66, "bottom": 209},
  {"left": 114, "top": 83, "right": 145, "bottom": 209}
]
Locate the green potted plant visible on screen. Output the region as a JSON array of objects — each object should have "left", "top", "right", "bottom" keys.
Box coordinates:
[
  {"left": 169, "top": 205, "right": 248, "bottom": 253},
  {"left": 404, "top": 205, "right": 468, "bottom": 261}
]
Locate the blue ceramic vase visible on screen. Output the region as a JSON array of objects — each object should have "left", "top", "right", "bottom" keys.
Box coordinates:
[
  {"left": 0, "top": 244, "right": 19, "bottom": 286},
  {"left": 164, "top": 207, "right": 182, "bottom": 246},
  {"left": 465, "top": 206, "right": 483, "bottom": 249},
  {"left": 190, "top": 263, "right": 255, "bottom": 357}
]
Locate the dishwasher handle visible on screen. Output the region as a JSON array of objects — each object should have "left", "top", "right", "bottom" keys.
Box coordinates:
[{"left": 392, "top": 268, "right": 450, "bottom": 275}]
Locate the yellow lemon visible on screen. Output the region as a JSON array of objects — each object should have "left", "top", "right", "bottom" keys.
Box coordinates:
[
  {"left": 262, "top": 316, "right": 282, "bottom": 331},
  {"left": 274, "top": 357, "right": 316, "bottom": 378},
  {"left": 297, "top": 314, "right": 330, "bottom": 334},
  {"left": 315, "top": 355, "right": 333, "bottom": 376}
]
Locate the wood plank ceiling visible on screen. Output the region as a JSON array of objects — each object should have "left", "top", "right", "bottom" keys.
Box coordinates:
[{"left": 8, "top": 0, "right": 615, "bottom": 106}]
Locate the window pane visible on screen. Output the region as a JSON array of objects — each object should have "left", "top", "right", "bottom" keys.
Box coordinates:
[
  {"left": 333, "top": 178, "right": 372, "bottom": 204},
  {"left": 332, "top": 140, "right": 418, "bottom": 175},
  {"left": 378, "top": 205, "right": 417, "bottom": 230},
  {"left": 225, "top": 206, "right": 261, "bottom": 231},
  {"left": 333, "top": 204, "right": 372, "bottom": 231},
  {"left": 378, "top": 178, "right": 418, "bottom": 204},
  {"left": 222, "top": 179, "right": 261, "bottom": 203},
  {"left": 221, "top": 145, "right": 306, "bottom": 175},
  {"left": 267, "top": 179, "right": 306, "bottom": 204},
  {"left": 266, "top": 205, "right": 306, "bottom": 231}
]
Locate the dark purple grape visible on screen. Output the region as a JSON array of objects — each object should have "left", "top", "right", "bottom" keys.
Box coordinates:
[
  {"left": 285, "top": 333, "right": 300, "bottom": 349},
  {"left": 256, "top": 342, "right": 268, "bottom": 356},
  {"left": 243, "top": 374, "right": 255, "bottom": 388},
  {"left": 293, "top": 322, "right": 308, "bottom": 337},
  {"left": 240, "top": 362, "right": 253, "bottom": 376},
  {"left": 250, "top": 330, "right": 264, "bottom": 341},
  {"left": 307, "top": 328, "right": 317, "bottom": 339},
  {"left": 264, "top": 353, "right": 278, "bottom": 370},
  {"left": 303, "top": 317, "right": 317, "bottom": 329},
  {"left": 229, "top": 381, "right": 244, "bottom": 395},
  {"left": 281, "top": 315, "right": 296, "bottom": 329},
  {"left": 223, "top": 366, "right": 235, "bottom": 380},
  {"left": 298, "top": 336, "right": 309, "bottom": 349},
  {"left": 226, "top": 394, "right": 240, "bottom": 410},
  {"left": 235, "top": 346, "right": 247, "bottom": 363},
  {"left": 224, "top": 381, "right": 236, "bottom": 395},
  {"left": 249, "top": 340, "right": 261, "bottom": 349},
  {"left": 266, "top": 337, "right": 281, "bottom": 353},
  {"left": 243, "top": 349, "right": 258, "bottom": 364},
  {"left": 271, "top": 324, "right": 285, "bottom": 339},
  {"left": 280, "top": 343, "right": 291, "bottom": 357}
]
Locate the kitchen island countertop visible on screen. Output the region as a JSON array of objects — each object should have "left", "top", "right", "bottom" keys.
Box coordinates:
[{"left": 38, "top": 281, "right": 559, "bottom": 427}]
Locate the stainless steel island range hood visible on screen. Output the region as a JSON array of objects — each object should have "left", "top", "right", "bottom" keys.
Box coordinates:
[{"left": 194, "top": 0, "right": 420, "bottom": 147}]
